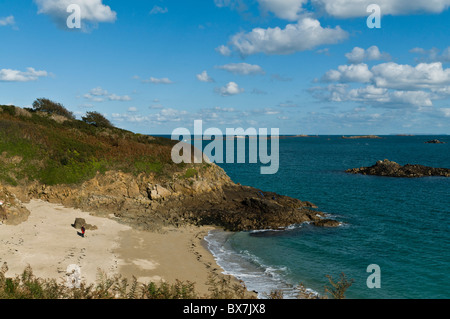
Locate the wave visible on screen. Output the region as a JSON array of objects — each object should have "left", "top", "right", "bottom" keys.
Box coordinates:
[{"left": 204, "top": 229, "right": 317, "bottom": 299}]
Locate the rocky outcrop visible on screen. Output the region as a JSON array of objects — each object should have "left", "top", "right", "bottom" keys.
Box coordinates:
[
  {"left": 0, "top": 186, "right": 30, "bottom": 225},
  {"left": 1, "top": 162, "right": 339, "bottom": 231},
  {"left": 424, "top": 139, "right": 446, "bottom": 144},
  {"left": 346, "top": 159, "right": 450, "bottom": 178}
]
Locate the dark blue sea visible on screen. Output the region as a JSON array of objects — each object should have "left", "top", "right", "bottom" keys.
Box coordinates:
[{"left": 199, "top": 135, "right": 449, "bottom": 299}]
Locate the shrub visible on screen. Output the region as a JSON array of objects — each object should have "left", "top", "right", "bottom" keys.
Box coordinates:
[
  {"left": 82, "top": 111, "right": 114, "bottom": 128},
  {"left": 32, "top": 98, "right": 75, "bottom": 120},
  {"left": 324, "top": 273, "right": 354, "bottom": 299},
  {"left": 0, "top": 105, "right": 16, "bottom": 116}
]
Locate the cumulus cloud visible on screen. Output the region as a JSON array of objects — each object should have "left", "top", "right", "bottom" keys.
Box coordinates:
[
  {"left": 0, "top": 67, "right": 48, "bottom": 82},
  {"left": 345, "top": 46, "right": 390, "bottom": 64},
  {"left": 196, "top": 71, "right": 215, "bottom": 82},
  {"left": 371, "top": 62, "right": 450, "bottom": 90},
  {"left": 311, "top": 0, "right": 450, "bottom": 18},
  {"left": 216, "top": 63, "right": 265, "bottom": 75},
  {"left": 216, "top": 82, "right": 245, "bottom": 96},
  {"left": 227, "top": 17, "right": 348, "bottom": 56},
  {"left": 322, "top": 63, "right": 373, "bottom": 83},
  {"left": 34, "top": 0, "right": 117, "bottom": 30},
  {"left": 312, "top": 50, "right": 450, "bottom": 108}
]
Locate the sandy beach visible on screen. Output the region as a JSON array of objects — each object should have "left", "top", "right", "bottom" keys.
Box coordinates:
[{"left": 0, "top": 199, "right": 233, "bottom": 297}]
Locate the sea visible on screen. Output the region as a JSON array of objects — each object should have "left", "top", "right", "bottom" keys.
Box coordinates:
[{"left": 169, "top": 134, "right": 449, "bottom": 299}]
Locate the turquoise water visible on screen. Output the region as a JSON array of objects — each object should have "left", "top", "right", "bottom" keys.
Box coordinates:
[{"left": 207, "top": 135, "right": 449, "bottom": 299}]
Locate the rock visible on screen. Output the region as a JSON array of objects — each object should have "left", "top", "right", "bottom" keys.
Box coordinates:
[
  {"left": 346, "top": 159, "right": 450, "bottom": 177},
  {"left": 0, "top": 186, "right": 30, "bottom": 225},
  {"left": 424, "top": 139, "right": 446, "bottom": 144},
  {"left": 12, "top": 164, "right": 339, "bottom": 231},
  {"left": 313, "top": 219, "right": 341, "bottom": 227},
  {"left": 71, "top": 218, "right": 97, "bottom": 230},
  {"left": 148, "top": 184, "right": 172, "bottom": 200}
]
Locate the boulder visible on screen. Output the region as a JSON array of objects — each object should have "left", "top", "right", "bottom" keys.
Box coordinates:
[{"left": 71, "top": 218, "right": 97, "bottom": 230}]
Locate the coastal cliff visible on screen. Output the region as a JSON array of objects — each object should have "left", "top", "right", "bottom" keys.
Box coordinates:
[{"left": 0, "top": 104, "right": 337, "bottom": 230}]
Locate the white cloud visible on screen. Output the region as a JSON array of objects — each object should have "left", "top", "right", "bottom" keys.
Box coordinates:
[
  {"left": 108, "top": 94, "right": 131, "bottom": 101},
  {"left": 35, "top": 0, "right": 117, "bottom": 29},
  {"left": 149, "top": 5, "right": 168, "bottom": 15},
  {"left": 196, "top": 71, "right": 215, "bottom": 82},
  {"left": 216, "top": 63, "right": 265, "bottom": 75},
  {"left": 216, "top": 45, "right": 232, "bottom": 56},
  {"left": 83, "top": 87, "right": 132, "bottom": 102},
  {"left": 311, "top": 84, "right": 434, "bottom": 108},
  {"left": 371, "top": 62, "right": 450, "bottom": 90},
  {"left": 0, "top": 67, "right": 48, "bottom": 82},
  {"left": 322, "top": 63, "right": 373, "bottom": 83},
  {"left": 142, "top": 77, "right": 174, "bottom": 84},
  {"left": 257, "top": 0, "right": 307, "bottom": 21},
  {"left": 227, "top": 17, "right": 348, "bottom": 56},
  {"left": 345, "top": 46, "right": 390, "bottom": 64},
  {"left": 0, "top": 15, "right": 16, "bottom": 27},
  {"left": 216, "top": 82, "right": 245, "bottom": 96},
  {"left": 410, "top": 46, "right": 450, "bottom": 63},
  {"left": 311, "top": 0, "right": 450, "bottom": 18}
]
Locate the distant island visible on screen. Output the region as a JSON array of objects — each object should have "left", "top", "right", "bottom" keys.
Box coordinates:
[
  {"left": 341, "top": 135, "right": 382, "bottom": 139},
  {"left": 346, "top": 159, "right": 450, "bottom": 178}
]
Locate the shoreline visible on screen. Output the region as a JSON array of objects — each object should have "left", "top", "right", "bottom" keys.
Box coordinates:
[{"left": 0, "top": 199, "right": 253, "bottom": 298}]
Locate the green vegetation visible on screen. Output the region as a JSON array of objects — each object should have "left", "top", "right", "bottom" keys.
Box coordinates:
[
  {"left": 183, "top": 168, "right": 198, "bottom": 179},
  {"left": 0, "top": 264, "right": 248, "bottom": 299},
  {"left": 0, "top": 101, "right": 181, "bottom": 186},
  {"left": 0, "top": 263, "right": 353, "bottom": 299}
]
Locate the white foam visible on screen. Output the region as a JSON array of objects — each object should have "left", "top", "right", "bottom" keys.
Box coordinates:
[{"left": 204, "top": 229, "right": 310, "bottom": 299}]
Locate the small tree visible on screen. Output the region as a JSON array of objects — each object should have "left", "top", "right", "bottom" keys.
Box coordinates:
[
  {"left": 32, "top": 98, "right": 75, "bottom": 120},
  {"left": 82, "top": 111, "right": 113, "bottom": 128}
]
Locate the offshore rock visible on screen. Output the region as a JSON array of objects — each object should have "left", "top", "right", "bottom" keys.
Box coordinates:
[
  {"left": 346, "top": 159, "right": 450, "bottom": 178},
  {"left": 424, "top": 139, "right": 446, "bottom": 144}
]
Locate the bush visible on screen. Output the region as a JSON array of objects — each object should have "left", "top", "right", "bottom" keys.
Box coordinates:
[
  {"left": 0, "top": 105, "right": 16, "bottom": 116},
  {"left": 82, "top": 111, "right": 114, "bottom": 128},
  {"left": 32, "top": 98, "right": 75, "bottom": 120}
]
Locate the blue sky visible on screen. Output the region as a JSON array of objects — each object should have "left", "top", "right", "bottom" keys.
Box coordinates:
[{"left": 1, "top": 0, "right": 450, "bottom": 135}]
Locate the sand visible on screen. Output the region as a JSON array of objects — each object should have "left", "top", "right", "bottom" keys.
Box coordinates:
[{"left": 0, "top": 199, "right": 231, "bottom": 297}]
